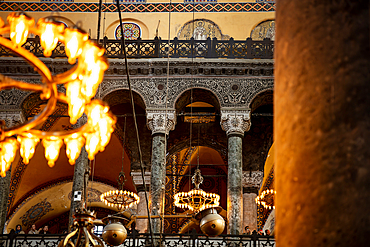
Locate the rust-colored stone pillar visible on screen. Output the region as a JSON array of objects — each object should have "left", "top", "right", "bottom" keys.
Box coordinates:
[{"left": 275, "top": 1, "right": 370, "bottom": 247}]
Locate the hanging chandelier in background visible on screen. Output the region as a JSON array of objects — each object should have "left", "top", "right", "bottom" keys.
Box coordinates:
[
  {"left": 255, "top": 189, "right": 276, "bottom": 210},
  {"left": 0, "top": 12, "right": 116, "bottom": 176},
  {"left": 174, "top": 168, "right": 220, "bottom": 213},
  {"left": 100, "top": 171, "right": 140, "bottom": 210}
]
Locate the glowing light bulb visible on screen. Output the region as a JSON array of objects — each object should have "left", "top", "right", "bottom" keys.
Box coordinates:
[
  {"left": 17, "top": 134, "right": 39, "bottom": 164},
  {"left": 84, "top": 132, "right": 100, "bottom": 160},
  {"left": 0, "top": 138, "right": 18, "bottom": 177},
  {"left": 63, "top": 27, "right": 88, "bottom": 64},
  {"left": 42, "top": 137, "right": 63, "bottom": 167},
  {"left": 64, "top": 134, "right": 85, "bottom": 165},
  {"left": 7, "top": 12, "right": 34, "bottom": 47},
  {"left": 37, "top": 18, "right": 65, "bottom": 57}
]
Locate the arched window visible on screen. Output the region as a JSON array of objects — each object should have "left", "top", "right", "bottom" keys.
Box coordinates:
[
  {"left": 115, "top": 23, "right": 141, "bottom": 40},
  {"left": 177, "top": 19, "right": 229, "bottom": 40},
  {"left": 250, "top": 20, "right": 275, "bottom": 40}
]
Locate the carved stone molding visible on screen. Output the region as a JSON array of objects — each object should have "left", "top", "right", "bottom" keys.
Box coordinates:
[
  {"left": 242, "top": 171, "right": 263, "bottom": 189},
  {"left": 220, "top": 108, "right": 251, "bottom": 136},
  {"left": 131, "top": 171, "right": 151, "bottom": 188},
  {"left": 0, "top": 110, "right": 25, "bottom": 128},
  {"left": 1, "top": 58, "right": 274, "bottom": 110},
  {"left": 100, "top": 77, "right": 274, "bottom": 110},
  {"left": 146, "top": 109, "right": 176, "bottom": 135}
]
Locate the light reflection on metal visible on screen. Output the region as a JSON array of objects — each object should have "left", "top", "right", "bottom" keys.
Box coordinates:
[
  {"left": 0, "top": 12, "right": 116, "bottom": 177},
  {"left": 174, "top": 169, "right": 220, "bottom": 213},
  {"left": 255, "top": 189, "right": 276, "bottom": 210},
  {"left": 58, "top": 209, "right": 104, "bottom": 247}
]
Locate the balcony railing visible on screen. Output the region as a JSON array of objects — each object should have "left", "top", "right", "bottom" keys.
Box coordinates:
[
  {"left": 0, "top": 231, "right": 275, "bottom": 247},
  {"left": 0, "top": 37, "right": 274, "bottom": 59}
]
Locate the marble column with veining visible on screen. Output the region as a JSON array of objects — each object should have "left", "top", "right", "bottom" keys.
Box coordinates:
[
  {"left": 131, "top": 171, "right": 151, "bottom": 233},
  {"left": 146, "top": 109, "right": 176, "bottom": 234},
  {"left": 136, "top": 190, "right": 149, "bottom": 232},
  {"left": 242, "top": 171, "right": 263, "bottom": 233},
  {"left": 68, "top": 117, "right": 90, "bottom": 231},
  {"left": 0, "top": 110, "right": 25, "bottom": 234},
  {"left": 221, "top": 108, "right": 251, "bottom": 235}
]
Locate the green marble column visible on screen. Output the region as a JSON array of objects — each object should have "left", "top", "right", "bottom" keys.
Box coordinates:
[{"left": 221, "top": 108, "right": 251, "bottom": 235}]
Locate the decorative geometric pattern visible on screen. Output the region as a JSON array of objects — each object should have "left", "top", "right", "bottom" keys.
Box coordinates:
[
  {"left": 115, "top": 23, "right": 141, "bottom": 40},
  {"left": 0, "top": 2, "right": 275, "bottom": 13},
  {"left": 257, "top": 166, "right": 274, "bottom": 231},
  {"left": 20, "top": 198, "right": 54, "bottom": 228}
]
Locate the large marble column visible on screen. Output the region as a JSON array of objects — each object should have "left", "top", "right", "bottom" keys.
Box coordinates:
[
  {"left": 131, "top": 171, "right": 151, "bottom": 233},
  {"left": 221, "top": 108, "right": 251, "bottom": 235},
  {"left": 68, "top": 117, "right": 90, "bottom": 231},
  {"left": 0, "top": 110, "right": 25, "bottom": 234},
  {"left": 242, "top": 171, "right": 263, "bottom": 233},
  {"left": 275, "top": 1, "right": 370, "bottom": 246},
  {"left": 146, "top": 109, "right": 176, "bottom": 234}
]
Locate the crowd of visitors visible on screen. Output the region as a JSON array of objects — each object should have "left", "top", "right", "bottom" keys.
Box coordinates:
[
  {"left": 12, "top": 224, "right": 50, "bottom": 234},
  {"left": 243, "top": 226, "right": 273, "bottom": 236}
]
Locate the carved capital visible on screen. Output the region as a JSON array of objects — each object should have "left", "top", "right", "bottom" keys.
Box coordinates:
[
  {"left": 242, "top": 171, "right": 263, "bottom": 189},
  {"left": 0, "top": 110, "right": 25, "bottom": 128},
  {"left": 220, "top": 108, "right": 251, "bottom": 136},
  {"left": 146, "top": 109, "right": 176, "bottom": 135}
]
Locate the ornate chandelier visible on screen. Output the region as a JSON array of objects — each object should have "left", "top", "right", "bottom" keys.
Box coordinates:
[
  {"left": 255, "top": 189, "right": 276, "bottom": 210},
  {"left": 0, "top": 12, "right": 116, "bottom": 177},
  {"left": 174, "top": 169, "right": 220, "bottom": 213}
]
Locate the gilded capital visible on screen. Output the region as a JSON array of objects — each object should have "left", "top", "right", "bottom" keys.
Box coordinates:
[
  {"left": 220, "top": 108, "right": 251, "bottom": 136},
  {"left": 146, "top": 109, "right": 176, "bottom": 135}
]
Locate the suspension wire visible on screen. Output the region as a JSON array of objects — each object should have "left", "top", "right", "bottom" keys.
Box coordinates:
[
  {"left": 115, "top": 1, "right": 154, "bottom": 246},
  {"left": 102, "top": 0, "right": 107, "bottom": 38},
  {"left": 160, "top": 0, "right": 173, "bottom": 240},
  {"left": 97, "top": 0, "right": 103, "bottom": 41},
  {"left": 121, "top": 117, "right": 127, "bottom": 173}
]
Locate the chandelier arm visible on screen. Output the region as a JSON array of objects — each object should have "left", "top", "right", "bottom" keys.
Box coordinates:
[
  {"left": 0, "top": 27, "right": 10, "bottom": 34},
  {"left": 1, "top": 84, "right": 58, "bottom": 139},
  {"left": 26, "top": 124, "right": 89, "bottom": 138},
  {"left": 52, "top": 65, "right": 79, "bottom": 84},
  {"left": 0, "top": 75, "right": 46, "bottom": 92},
  {"left": 0, "top": 36, "right": 52, "bottom": 83}
]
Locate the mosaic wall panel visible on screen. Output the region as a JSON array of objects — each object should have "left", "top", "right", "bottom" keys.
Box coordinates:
[
  {"left": 115, "top": 23, "right": 141, "bottom": 40},
  {"left": 20, "top": 198, "right": 54, "bottom": 228},
  {"left": 251, "top": 20, "right": 275, "bottom": 41},
  {"left": 177, "top": 19, "right": 229, "bottom": 40}
]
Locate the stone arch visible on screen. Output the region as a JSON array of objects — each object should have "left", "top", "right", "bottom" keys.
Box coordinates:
[
  {"left": 250, "top": 19, "right": 275, "bottom": 40},
  {"left": 43, "top": 15, "right": 73, "bottom": 27},
  {"left": 249, "top": 89, "right": 273, "bottom": 113},
  {"left": 164, "top": 146, "right": 227, "bottom": 233},
  {"left": 177, "top": 19, "right": 230, "bottom": 40},
  {"left": 103, "top": 89, "right": 152, "bottom": 170},
  {"left": 172, "top": 86, "right": 222, "bottom": 111},
  {"left": 246, "top": 86, "right": 274, "bottom": 110},
  {"left": 100, "top": 80, "right": 148, "bottom": 109},
  {"left": 6, "top": 181, "right": 117, "bottom": 233}
]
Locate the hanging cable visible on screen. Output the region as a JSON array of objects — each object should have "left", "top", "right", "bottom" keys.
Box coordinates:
[
  {"left": 160, "top": 0, "right": 173, "bottom": 240},
  {"left": 115, "top": 1, "right": 154, "bottom": 246}
]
